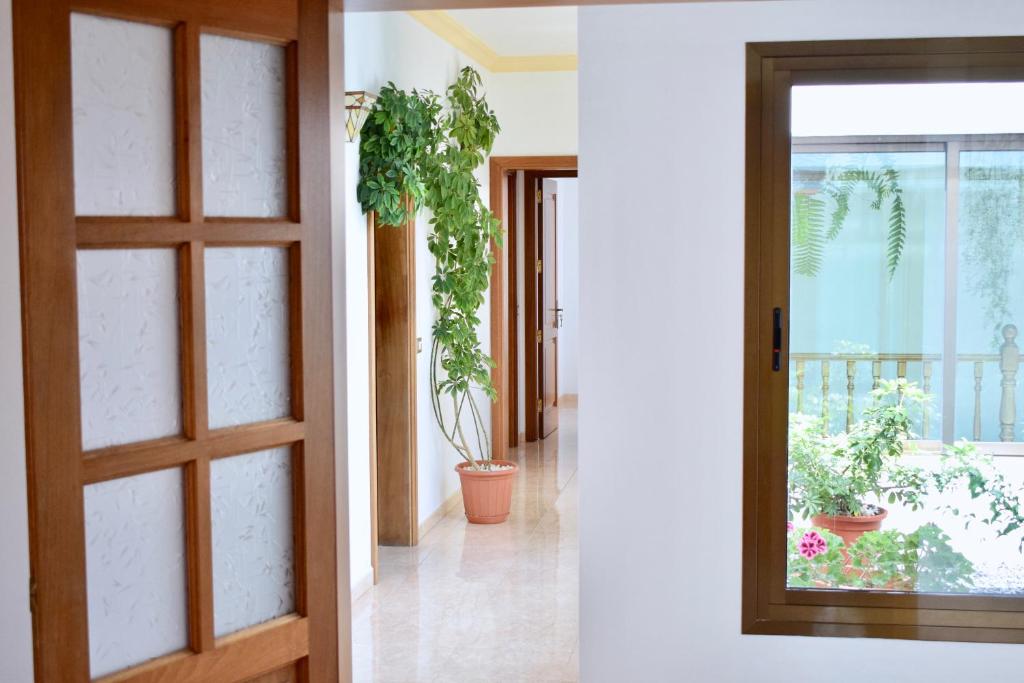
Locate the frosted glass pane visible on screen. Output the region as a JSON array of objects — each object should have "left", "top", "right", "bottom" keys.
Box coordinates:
[
  {"left": 78, "top": 249, "right": 181, "bottom": 450},
  {"left": 85, "top": 468, "right": 188, "bottom": 678},
  {"left": 206, "top": 247, "right": 291, "bottom": 428},
  {"left": 201, "top": 34, "right": 287, "bottom": 217},
  {"left": 71, "top": 13, "right": 176, "bottom": 216},
  {"left": 211, "top": 447, "right": 295, "bottom": 636}
]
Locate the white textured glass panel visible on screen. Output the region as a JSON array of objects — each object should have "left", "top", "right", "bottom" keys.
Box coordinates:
[
  {"left": 78, "top": 249, "right": 181, "bottom": 450},
  {"left": 211, "top": 447, "right": 295, "bottom": 636},
  {"left": 71, "top": 13, "right": 176, "bottom": 216},
  {"left": 201, "top": 34, "right": 287, "bottom": 217},
  {"left": 85, "top": 468, "right": 188, "bottom": 678},
  {"left": 206, "top": 247, "right": 290, "bottom": 428}
]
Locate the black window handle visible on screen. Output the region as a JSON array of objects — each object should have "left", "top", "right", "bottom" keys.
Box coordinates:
[{"left": 772, "top": 307, "right": 782, "bottom": 372}]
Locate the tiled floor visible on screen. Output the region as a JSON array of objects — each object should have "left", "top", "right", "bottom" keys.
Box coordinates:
[{"left": 351, "top": 409, "right": 579, "bottom": 683}]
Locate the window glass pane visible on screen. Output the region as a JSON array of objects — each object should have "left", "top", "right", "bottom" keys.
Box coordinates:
[
  {"left": 200, "top": 34, "right": 287, "bottom": 218},
  {"left": 211, "top": 447, "right": 295, "bottom": 637},
  {"left": 71, "top": 13, "right": 176, "bottom": 216},
  {"left": 787, "top": 83, "right": 1024, "bottom": 596},
  {"left": 205, "top": 247, "right": 291, "bottom": 429},
  {"left": 85, "top": 468, "right": 188, "bottom": 678},
  {"left": 77, "top": 249, "right": 181, "bottom": 450}
]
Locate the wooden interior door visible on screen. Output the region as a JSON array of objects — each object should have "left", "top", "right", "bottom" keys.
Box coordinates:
[
  {"left": 13, "top": 0, "right": 340, "bottom": 680},
  {"left": 539, "top": 180, "right": 559, "bottom": 438},
  {"left": 372, "top": 209, "right": 418, "bottom": 547}
]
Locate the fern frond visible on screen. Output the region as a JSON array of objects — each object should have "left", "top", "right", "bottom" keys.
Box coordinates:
[
  {"left": 793, "top": 192, "right": 826, "bottom": 277},
  {"left": 886, "top": 189, "right": 907, "bottom": 279},
  {"left": 825, "top": 180, "right": 854, "bottom": 240}
]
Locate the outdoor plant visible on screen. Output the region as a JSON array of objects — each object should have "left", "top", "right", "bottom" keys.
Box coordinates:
[
  {"left": 792, "top": 164, "right": 907, "bottom": 278},
  {"left": 788, "top": 380, "right": 1024, "bottom": 547},
  {"left": 357, "top": 68, "right": 502, "bottom": 469},
  {"left": 787, "top": 524, "right": 975, "bottom": 593}
]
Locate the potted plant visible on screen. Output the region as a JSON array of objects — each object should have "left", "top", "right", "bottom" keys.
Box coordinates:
[
  {"left": 358, "top": 68, "right": 516, "bottom": 524},
  {"left": 789, "top": 380, "right": 1024, "bottom": 552}
]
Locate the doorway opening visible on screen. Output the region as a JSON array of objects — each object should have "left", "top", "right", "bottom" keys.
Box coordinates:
[
  {"left": 489, "top": 157, "right": 579, "bottom": 451},
  {"left": 344, "top": 8, "right": 581, "bottom": 681}
]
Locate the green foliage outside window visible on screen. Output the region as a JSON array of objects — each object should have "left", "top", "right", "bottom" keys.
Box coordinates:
[{"left": 792, "top": 165, "right": 907, "bottom": 279}]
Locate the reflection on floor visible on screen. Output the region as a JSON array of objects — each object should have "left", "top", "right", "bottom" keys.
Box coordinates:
[{"left": 352, "top": 409, "right": 579, "bottom": 683}]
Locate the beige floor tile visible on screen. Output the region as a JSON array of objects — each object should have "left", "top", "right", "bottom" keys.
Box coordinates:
[{"left": 352, "top": 410, "right": 580, "bottom": 683}]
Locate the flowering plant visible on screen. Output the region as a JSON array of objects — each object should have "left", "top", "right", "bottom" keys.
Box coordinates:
[{"left": 786, "top": 524, "right": 975, "bottom": 592}]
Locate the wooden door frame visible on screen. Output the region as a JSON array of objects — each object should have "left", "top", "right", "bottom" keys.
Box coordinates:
[
  {"left": 14, "top": 0, "right": 345, "bottom": 679},
  {"left": 488, "top": 156, "right": 576, "bottom": 458},
  {"left": 505, "top": 171, "right": 520, "bottom": 448}
]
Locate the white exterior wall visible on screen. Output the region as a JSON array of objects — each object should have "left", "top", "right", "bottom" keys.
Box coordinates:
[{"left": 578, "top": 1, "right": 1024, "bottom": 681}]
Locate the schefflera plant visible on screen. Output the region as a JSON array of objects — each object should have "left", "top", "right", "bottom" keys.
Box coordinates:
[{"left": 357, "top": 67, "right": 502, "bottom": 470}]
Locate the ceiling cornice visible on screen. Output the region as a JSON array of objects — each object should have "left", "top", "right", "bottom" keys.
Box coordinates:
[{"left": 407, "top": 10, "right": 577, "bottom": 73}]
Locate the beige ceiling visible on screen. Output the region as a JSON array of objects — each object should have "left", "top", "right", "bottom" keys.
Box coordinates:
[{"left": 446, "top": 7, "right": 577, "bottom": 57}]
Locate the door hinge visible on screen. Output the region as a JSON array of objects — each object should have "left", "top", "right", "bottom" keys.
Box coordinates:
[
  {"left": 29, "top": 576, "right": 37, "bottom": 614},
  {"left": 536, "top": 189, "right": 543, "bottom": 203},
  {"left": 536, "top": 259, "right": 542, "bottom": 274},
  {"left": 536, "top": 398, "right": 543, "bottom": 412},
  {"left": 536, "top": 329, "right": 543, "bottom": 343}
]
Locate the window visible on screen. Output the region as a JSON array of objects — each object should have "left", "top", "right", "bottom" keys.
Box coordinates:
[{"left": 743, "top": 38, "right": 1024, "bottom": 643}]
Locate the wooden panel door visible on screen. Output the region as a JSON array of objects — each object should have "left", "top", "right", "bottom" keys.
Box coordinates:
[
  {"left": 372, "top": 210, "right": 418, "bottom": 546},
  {"left": 13, "top": 0, "right": 340, "bottom": 680},
  {"left": 539, "top": 180, "right": 559, "bottom": 438}
]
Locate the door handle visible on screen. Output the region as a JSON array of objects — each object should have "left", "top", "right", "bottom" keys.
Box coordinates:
[
  {"left": 772, "top": 307, "right": 782, "bottom": 372},
  {"left": 550, "top": 307, "right": 565, "bottom": 328}
]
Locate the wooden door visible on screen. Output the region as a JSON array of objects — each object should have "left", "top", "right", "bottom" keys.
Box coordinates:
[
  {"left": 13, "top": 0, "right": 340, "bottom": 680},
  {"left": 372, "top": 210, "right": 418, "bottom": 546},
  {"left": 539, "top": 180, "right": 559, "bottom": 437}
]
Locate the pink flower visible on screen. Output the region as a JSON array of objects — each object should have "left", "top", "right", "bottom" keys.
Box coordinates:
[
  {"left": 787, "top": 521, "right": 795, "bottom": 531},
  {"left": 799, "top": 531, "right": 827, "bottom": 559}
]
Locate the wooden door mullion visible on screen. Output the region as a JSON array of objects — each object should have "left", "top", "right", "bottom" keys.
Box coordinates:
[
  {"left": 181, "top": 238, "right": 214, "bottom": 653},
  {"left": 178, "top": 9, "right": 213, "bottom": 654},
  {"left": 76, "top": 221, "right": 302, "bottom": 247},
  {"left": 185, "top": 456, "right": 215, "bottom": 652},
  {"left": 181, "top": 21, "right": 203, "bottom": 223},
  {"left": 182, "top": 240, "right": 208, "bottom": 440}
]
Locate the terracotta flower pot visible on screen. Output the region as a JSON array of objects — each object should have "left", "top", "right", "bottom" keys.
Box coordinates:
[
  {"left": 811, "top": 508, "right": 888, "bottom": 552},
  {"left": 456, "top": 460, "right": 518, "bottom": 524}
]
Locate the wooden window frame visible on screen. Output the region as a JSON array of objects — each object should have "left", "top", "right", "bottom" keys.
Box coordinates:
[{"left": 742, "top": 36, "right": 1024, "bottom": 644}]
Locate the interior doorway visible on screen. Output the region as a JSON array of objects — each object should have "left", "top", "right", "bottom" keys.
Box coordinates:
[{"left": 489, "top": 157, "right": 579, "bottom": 453}]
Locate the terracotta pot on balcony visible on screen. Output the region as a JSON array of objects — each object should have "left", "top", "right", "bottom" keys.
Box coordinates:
[
  {"left": 456, "top": 460, "right": 518, "bottom": 524},
  {"left": 812, "top": 508, "right": 888, "bottom": 556}
]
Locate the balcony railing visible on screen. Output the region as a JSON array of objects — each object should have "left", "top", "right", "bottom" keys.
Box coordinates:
[{"left": 792, "top": 324, "right": 1020, "bottom": 445}]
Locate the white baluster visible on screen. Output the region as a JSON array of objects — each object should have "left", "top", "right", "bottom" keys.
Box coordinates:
[
  {"left": 1000, "top": 324, "right": 1019, "bottom": 442},
  {"left": 974, "top": 362, "right": 984, "bottom": 442},
  {"left": 845, "top": 360, "right": 856, "bottom": 433}
]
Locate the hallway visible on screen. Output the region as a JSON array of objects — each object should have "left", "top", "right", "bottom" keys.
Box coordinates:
[{"left": 352, "top": 410, "right": 579, "bottom": 682}]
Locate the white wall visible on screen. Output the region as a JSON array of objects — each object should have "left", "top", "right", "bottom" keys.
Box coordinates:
[
  {"left": 0, "top": 0, "right": 35, "bottom": 678},
  {"left": 489, "top": 71, "right": 578, "bottom": 157},
  {"left": 344, "top": 12, "right": 577, "bottom": 593},
  {"left": 554, "top": 178, "right": 579, "bottom": 397},
  {"left": 578, "top": 1, "right": 1024, "bottom": 681}
]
